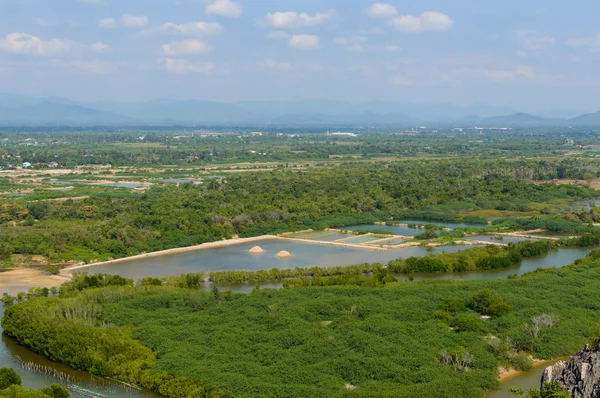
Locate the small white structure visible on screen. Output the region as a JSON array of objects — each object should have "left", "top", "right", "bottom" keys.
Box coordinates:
[{"left": 22, "top": 162, "right": 32, "bottom": 168}]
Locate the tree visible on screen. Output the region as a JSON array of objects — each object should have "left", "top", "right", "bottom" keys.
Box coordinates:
[
  {"left": 454, "top": 315, "right": 481, "bottom": 332},
  {"left": 524, "top": 314, "right": 559, "bottom": 340},
  {"left": 438, "top": 297, "right": 465, "bottom": 313},
  {"left": 0, "top": 368, "right": 21, "bottom": 390},
  {"left": 40, "top": 383, "right": 70, "bottom": 398},
  {"left": 467, "top": 289, "right": 512, "bottom": 317}
]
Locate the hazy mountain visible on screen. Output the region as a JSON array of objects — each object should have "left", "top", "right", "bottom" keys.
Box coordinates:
[
  {"left": 0, "top": 102, "right": 132, "bottom": 124},
  {"left": 570, "top": 110, "right": 600, "bottom": 125},
  {"left": 270, "top": 111, "right": 414, "bottom": 125},
  {"left": 0, "top": 92, "right": 598, "bottom": 126},
  {"left": 89, "top": 99, "right": 257, "bottom": 123}
]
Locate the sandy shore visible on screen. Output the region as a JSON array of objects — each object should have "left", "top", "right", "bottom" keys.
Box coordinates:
[
  {"left": 497, "top": 357, "right": 567, "bottom": 382},
  {"left": 65, "top": 235, "right": 279, "bottom": 272},
  {"left": 0, "top": 268, "right": 72, "bottom": 294}
]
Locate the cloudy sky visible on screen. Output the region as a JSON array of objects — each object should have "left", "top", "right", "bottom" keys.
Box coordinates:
[{"left": 0, "top": 0, "right": 599, "bottom": 111}]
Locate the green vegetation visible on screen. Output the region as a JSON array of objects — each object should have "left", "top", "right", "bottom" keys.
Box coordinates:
[
  {"left": 4, "top": 250, "right": 600, "bottom": 397},
  {"left": 509, "top": 381, "right": 570, "bottom": 397},
  {"left": 0, "top": 367, "right": 69, "bottom": 398},
  {"left": 1, "top": 157, "right": 599, "bottom": 268}
]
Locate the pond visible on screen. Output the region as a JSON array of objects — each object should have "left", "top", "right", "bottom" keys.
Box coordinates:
[
  {"left": 0, "top": 304, "right": 158, "bottom": 397},
  {"left": 82, "top": 240, "right": 479, "bottom": 279},
  {"left": 340, "top": 224, "right": 425, "bottom": 236},
  {"left": 398, "top": 219, "right": 488, "bottom": 229},
  {"left": 466, "top": 235, "right": 540, "bottom": 244},
  {"left": 340, "top": 220, "right": 487, "bottom": 236},
  {"left": 159, "top": 179, "right": 203, "bottom": 184},
  {"left": 567, "top": 199, "right": 600, "bottom": 210},
  {"left": 289, "top": 231, "right": 352, "bottom": 241}
]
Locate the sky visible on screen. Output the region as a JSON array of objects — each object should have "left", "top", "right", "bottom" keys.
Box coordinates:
[{"left": 0, "top": 0, "right": 599, "bottom": 112}]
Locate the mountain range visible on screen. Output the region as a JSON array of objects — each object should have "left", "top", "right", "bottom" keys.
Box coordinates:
[{"left": 1, "top": 93, "right": 599, "bottom": 127}]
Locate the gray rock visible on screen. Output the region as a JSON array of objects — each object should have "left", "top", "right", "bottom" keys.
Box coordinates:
[{"left": 541, "top": 340, "right": 600, "bottom": 398}]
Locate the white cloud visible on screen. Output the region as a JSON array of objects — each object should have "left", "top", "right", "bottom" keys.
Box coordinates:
[
  {"left": 262, "top": 59, "right": 294, "bottom": 71},
  {"left": 160, "top": 58, "right": 214, "bottom": 74},
  {"left": 385, "top": 45, "right": 402, "bottom": 52},
  {"left": 334, "top": 36, "right": 367, "bottom": 52},
  {"left": 98, "top": 17, "right": 117, "bottom": 29},
  {"left": 288, "top": 34, "right": 320, "bottom": 50},
  {"left": 266, "top": 31, "right": 290, "bottom": 40},
  {"left": 158, "top": 21, "right": 223, "bottom": 36},
  {"left": 35, "top": 18, "right": 59, "bottom": 27},
  {"left": 0, "top": 33, "right": 75, "bottom": 55},
  {"left": 391, "top": 75, "right": 413, "bottom": 86},
  {"left": 263, "top": 10, "right": 334, "bottom": 29},
  {"left": 365, "top": 3, "right": 397, "bottom": 18},
  {"left": 389, "top": 11, "right": 454, "bottom": 33},
  {"left": 483, "top": 65, "right": 560, "bottom": 84},
  {"left": 69, "top": 60, "right": 114, "bottom": 74},
  {"left": 205, "top": 0, "right": 242, "bottom": 18},
  {"left": 121, "top": 14, "right": 148, "bottom": 28},
  {"left": 89, "top": 42, "right": 111, "bottom": 53},
  {"left": 516, "top": 31, "right": 555, "bottom": 55},
  {"left": 566, "top": 33, "right": 600, "bottom": 51},
  {"left": 162, "top": 39, "right": 211, "bottom": 56}
]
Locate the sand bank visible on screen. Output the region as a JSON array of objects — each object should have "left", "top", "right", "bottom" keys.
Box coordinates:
[
  {"left": 0, "top": 268, "right": 72, "bottom": 294},
  {"left": 65, "top": 235, "right": 279, "bottom": 272}
]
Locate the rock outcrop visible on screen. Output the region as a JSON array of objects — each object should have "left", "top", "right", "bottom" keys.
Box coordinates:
[
  {"left": 541, "top": 339, "right": 600, "bottom": 398},
  {"left": 248, "top": 246, "right": 265, "bottom": 254}
]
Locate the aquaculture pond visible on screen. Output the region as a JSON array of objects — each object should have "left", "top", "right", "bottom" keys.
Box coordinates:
[
  {"left": 340, "top": 235, "right": 388, "bottom": 244},
  {"left": 159, "top": 179, "right": 203, "bottom": 184},
  {"left": 398, "top": 219, "right": 488, "bottom": 229},
  {"left": 340, "top": 224, "right": 425, "bottom": 236},
  {"left": 466, "top": 235, "right": 541, "bottom": 244},
  {"left": 288, "top": 231, "right": 353, "bottom": 241},
  {"left": 0, "top": 304, "right": 159, "bottom": 397},
  {"left": 82, "top": 240, "right": 477, "bottom": 279}
]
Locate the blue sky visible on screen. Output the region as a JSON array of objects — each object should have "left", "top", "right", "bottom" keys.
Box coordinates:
[{"left": 0, "top": 0, "right": 599, "bottom": 111}]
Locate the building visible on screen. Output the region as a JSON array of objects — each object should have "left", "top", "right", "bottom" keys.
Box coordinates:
[
  {"left": 22, "top": 162, "right": 32, "bottom": 168},
  {"left": 48, "top": 161, "right": 59, "bottom": 168},
  {"left": 330, "top": 132, "right": 358, "bottom": 137}
]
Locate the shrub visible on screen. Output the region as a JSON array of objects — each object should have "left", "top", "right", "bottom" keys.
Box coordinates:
[
  {"left": 439, "top": 297, "right": 465, "bottom": 314},
  {"left": 454, "top": 315, "right": 481, "bottom": 332},
  {"left": 0, "top": 368, "right": 21, "bottom": 390},
  {"left": 509, "top": 353, "right": 533, "bottom": 371},
  {"left": 467, "top": 289, "right": 512, "bottom": 317}
]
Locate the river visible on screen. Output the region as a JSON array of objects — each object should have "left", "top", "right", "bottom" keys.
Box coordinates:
[{"left": 0, "top": 304, "right": 158, "bottom": 397}]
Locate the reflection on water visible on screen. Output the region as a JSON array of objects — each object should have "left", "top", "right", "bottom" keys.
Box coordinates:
[
  {"left": 0, "top": 304, "right": 158, "bottom": 397},
  {"left": 407, "top": 247, "right": 591, "bottom": 281}
]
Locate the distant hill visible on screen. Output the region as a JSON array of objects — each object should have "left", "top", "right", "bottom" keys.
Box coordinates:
[
  {"left": 0, "top": 92, "right": 598, "bottom": 126},
  {"left": 570, "top": 110, "right": 600, "bottom": 124},
  {"left": 0, "top": 102, "right": 132, "bottom": 125}
]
